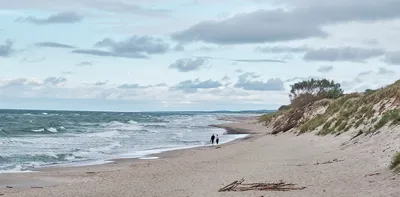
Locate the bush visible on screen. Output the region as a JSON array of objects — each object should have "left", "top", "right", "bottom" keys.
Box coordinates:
[
  {"left": 290, "top": 93, "right": 320, "bottom": 108},
  {"left": 390, "top": 152, "right": 400, "bottom": 171},
  {"left": 278, "top": 105, "right": 291, "bottom": 111},
  {"left": 374, "top": 109, "right": 400, "bottom": 131}
]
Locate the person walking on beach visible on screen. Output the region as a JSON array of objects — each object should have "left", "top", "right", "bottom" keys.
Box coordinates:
[
  {"left": 210, "top": 134, "right": 215, "bottom": 145},
  {"left": 216, "top": 135, "right": 219, "bottom": 145}
]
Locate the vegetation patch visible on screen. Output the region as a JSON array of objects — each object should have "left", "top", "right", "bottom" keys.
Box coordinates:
[
  {"left": 259, "top": 78, "right": 400, "bottom": 136},
  {"left": 374, "top": 109, "right": 400, "bottom": 131},
  {"left": 390, "top": 152, "right": 400, "bottom": 172}
]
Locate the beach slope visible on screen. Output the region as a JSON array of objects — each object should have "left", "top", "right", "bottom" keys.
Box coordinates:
[{"left": 1, "top": 116, "right": 400, "bottom": 197}]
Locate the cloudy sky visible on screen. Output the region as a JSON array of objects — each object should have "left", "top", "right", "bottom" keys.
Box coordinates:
[{"left": 1, "top": 0, "right": 400, "bottom": 111}]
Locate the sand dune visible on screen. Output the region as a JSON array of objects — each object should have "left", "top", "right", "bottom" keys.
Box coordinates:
[{"left": 1, "top": 117, "right": 399, "bottom": 197}]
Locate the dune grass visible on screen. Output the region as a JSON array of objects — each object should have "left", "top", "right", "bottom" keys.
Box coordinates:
[
  {"left": 374, "top": 109, "right": 400, "bottom": 131},
  {"left": 390, "top": 152, "right": 400, "bottom": 172}
]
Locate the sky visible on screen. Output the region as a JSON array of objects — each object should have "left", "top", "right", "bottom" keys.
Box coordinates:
[{"left": 1, "top": 0, "right": 400, "bottom": 112}]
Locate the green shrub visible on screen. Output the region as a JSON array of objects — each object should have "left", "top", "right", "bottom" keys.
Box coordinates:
[
  {"left": 390, "top": 152, "right": 400, "bottom": 171},
  {"left": 300, "top": 115, "right": 325, "bottom": 133},
  {"left": 375, "top": 109, "right": 400, "bottom": 131}
]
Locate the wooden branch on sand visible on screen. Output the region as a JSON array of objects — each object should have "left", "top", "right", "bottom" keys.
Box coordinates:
[
  {"left": 218, "top": 178, "right": 245, "bottom": 192},
  {"left": 218, "top": 179, "right": 306, "bottom": 192}
]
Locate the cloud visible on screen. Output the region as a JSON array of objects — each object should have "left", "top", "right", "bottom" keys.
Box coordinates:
[
  {"left": 72, "top": 49, "right": 148, "bottom": 59},
  {"left": 73, "top": 36, "right": 169, "bottom": 59},
  {"left": 94, "top": 36, "right": 169, "bottom": 55},
  {"left": 35, "top": 42, "right": 76, "bottom": 49},
  {"left": 94, "top": 81, "right": 109, "bottom": 86},
  {"left": 16, "top": 11, "right": 83, "bottom": 25},
  {"left": 62, "top": 71, "right": 74, "bottom": 75},
  {"left": 174, "top": 44, "right": 185, "bottom": 52},
  {"left": 198, "top": 56, "right": 286, "bottom": 63},
  {"left": 357, "top": 70, "right": 373, "bottom": 78},
  {"left": 0, "top": 77, "right": 66, "bottom": 88},
  {"left": 317, "top": 65, "right": 334, "bottom": 73},
  {"left": 76, "top": 61, "right": 93, "bottom": 67},
  {"left": 2, "top": 1, "right": 170, "bottom": 17},
  {"left": 234, "top": 72, "right": 285, "bottom": 91},
  {"left": 118, "top": 83, "right": 166, "bottom": 89},
  {"left": 383, "top": 51, "right": 400, "bottom": 65},
  {"left": 169, "top": 57, "right": 209, "bottom": 72},
  {"left": 21, "top": 57, "right": 46, "bottom": 63},
  {"left": 304, "top": 47, "right": 384, "bottom": 62},
  {"left": 235, "top": 69, "right": 244, "bottom": 73},
  {"left": 0, "top": 40, "right": 14, "bottom": 57},
  {"left": 171, "top": 79, "right": 223, "bottom": 93},
  {"left": 377, "top": 67, "right": 394, "bottom": 75},
  {"left": 43, "top": 77, "right": 67, "bottom": 86},
  {"left": 255, "top": 45, "right": 309, "bottom": 53},
  {"left": 88, "top": 2, "right": 170, "bottom": 17},
  {"left": 118, "top": 84, "right": 143, "bottom": 89},
  {"left": 172, "top": 1, "right": 400, "bottom": 44}
]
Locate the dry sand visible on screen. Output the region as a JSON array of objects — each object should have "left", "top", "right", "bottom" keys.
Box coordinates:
[{"left": 1, "top": 117, "right": 400, "bottom": 197}]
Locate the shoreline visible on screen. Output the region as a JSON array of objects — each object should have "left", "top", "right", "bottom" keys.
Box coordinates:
[
  {"left": 0, "top": 116, "right": 260, "bottom": 184},
  {"left": 0, "top": 116, "right": 257, "bottom": 175},
  {"left": 1, "top": 116, "right": 399, "bottom": 197}
]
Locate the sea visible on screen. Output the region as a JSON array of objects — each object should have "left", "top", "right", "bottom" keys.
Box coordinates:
[{"left": 0, "top": 109, "right": 268, "bottom": 173}]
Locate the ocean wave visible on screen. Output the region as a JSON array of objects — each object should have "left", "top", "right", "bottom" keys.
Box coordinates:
[
  {"left": 86, "top": 130, "right": 122, "bottom": 138},
  {"left": 32, "top": 128, "right": 45, "bottom": 132},
  {"left": 47, "top": 127, "right": 58, "bottom": 133}
]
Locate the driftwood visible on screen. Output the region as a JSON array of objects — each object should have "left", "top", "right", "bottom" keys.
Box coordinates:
[
  {"left": 218, "top": 179, "right": 305, "bottom": 192},
  {"left": 31, "top": 186, "right": 44, "bottom": 189},
  {"left": 6, "top": 186, "right": 13, "bottom": 189}
]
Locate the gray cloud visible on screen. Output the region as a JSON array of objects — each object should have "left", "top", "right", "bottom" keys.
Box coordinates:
[
  {"left": 0, "top": 40, "right": 14, "bottom": 57},
  {"left": 174, "top": 44, "right": 185, "bottom": 52},
  {"left": 73, "top": 36, "right": 169, "bottom": 59},
  {"left": 304, "top": 47, "right": 384, "bottom": 62},
  {"left": 172, "top": 1, "right": 400, "bottom": 44},
  {"left": 16, "top": 11, "right": 83, "bottom": 25},
  {"left": 21, "top": 57, "right": 46, "bottom": 63},
  {"left": 43, "top": 77, "right": 67, "bottom": 86},
  {"left": 1, "top": 77, "right": 66, "bottom": 88},
  {"left": 235, "top": 69, "right": 244, "bottom": 73},
  {"left": 35, "top": 42, "right": 76, "bottom": 49},
  {"left": 118, "top": 84, "right": 143, "bottom": 89},
  {"left": 94, "top": 81, "right": 108, "bottom": 86},
  {"left": 378, "top": 67, "right": 394, "bottom": 75},
  {"left": 72, "top": 49, "right": 147, "bottom": 59},
  {"left": 234, "top": 72, "right": 285, "bottom": 91},
  {"left": 76, "top": 61, "right": 93, "bottom": 67},
  {"left": 383, "top": 51, "right": 400, "bottom": 65},
  {"left": 357, "top": 70, "right": 373, "bottom": 78},
  {"left": 197, "top": 56, "right": 286, "bottom": 63},
  {"left": 62, "top": 71, "right": 74, "bottom": 75},
  {"left": 94, "top": 36, "right": 169, "bottom": 55},
  {"left": 171, "top": 79, "right": 223, "bottom": 93},
  {"left": 118, "top": 83, "right": 166, "bottom": 89},
  {"left": 169, "top": 58, "right": 208, "bottom": 72},
  {"left": 255, "top": 45, "right": 310, "bottom": 53},
  {"left": 317, "top": 65, "right": 334, "bottom": 73},
  {"left": 1, "top": 1, "right": 170, "bottom": 17},
  {"left": 89, "top": 2, "right": 170, "bottom": 17}
]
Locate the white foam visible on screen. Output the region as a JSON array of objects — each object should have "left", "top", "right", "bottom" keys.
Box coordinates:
[
  {"left": 139, "top": 157, "right": 159, "bottom": 160},
  {"left": 46, "top": 127, "right": 58, "bottom": 133},
  {"left": 32, "top": 128, "right": 45, "bottom": 132}
]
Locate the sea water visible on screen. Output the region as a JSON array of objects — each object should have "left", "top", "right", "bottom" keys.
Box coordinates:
[{"left": 0, "top": 109, "right": 263, "bottom": 172}]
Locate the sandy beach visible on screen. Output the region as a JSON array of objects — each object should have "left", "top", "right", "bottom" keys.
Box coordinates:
[{"left": 1, "top": 116, "right": 400, "bottom": 197}]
